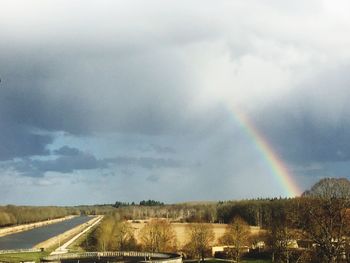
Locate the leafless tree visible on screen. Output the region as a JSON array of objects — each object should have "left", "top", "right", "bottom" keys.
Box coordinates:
[
  {"left": 300, "top": 178, "right": 350, "bottom": 263},
  {"left": 219, "top": 216, "right": 251, "bottom": 262},
  {"left": 139, "top": 219, "right": 177, "bottom": 252},
  {"left": 186, "top": 223, "right": 215, "bottom": 262}
]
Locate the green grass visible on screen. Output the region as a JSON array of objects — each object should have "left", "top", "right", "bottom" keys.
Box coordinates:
[
  {"left": 0, "top": 251, "right": 49, "bottom": 263},
  {"left": 67, "top": 222, "right": 98, "bottom": 252}
]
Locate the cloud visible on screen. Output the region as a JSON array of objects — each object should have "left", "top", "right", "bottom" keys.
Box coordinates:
[
  {"left": 53, "top": 146, "right": 81, "bottom": 156},
  {"left": 106, "top": 156, "right": 181, "bottom": 169},
  {"left": 5, "top": 151, "right": 107, "bottom": 177},
  {"left": 33, "top": 154, "right": 107, "bottom": 174},
  {"left": 251, "top": 64, "right": 350, "bottom": 164},
  {"left": 1, "top": 0, "right": 350, "bottom": 204},
  {"left": 2, "top": 143, "right": 182, "bottom": 178},
  {"left": 0, "top": 123, "right": 52, "bottom": 161},
  {"left": 1, "top": 0, "right": 349, "bottom": 140},
  {"left": 146, "top": 174, "right": 160, "bottom": 183},
  {"left": 150, "top": 144, "right": 176, "bottom": 154}
]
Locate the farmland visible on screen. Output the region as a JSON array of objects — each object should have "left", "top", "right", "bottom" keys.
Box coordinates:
[{"left": 129, "top": 221, "right": 262, "bottom": 246}]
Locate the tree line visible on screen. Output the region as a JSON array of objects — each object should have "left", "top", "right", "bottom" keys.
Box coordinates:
[
  {"left": 0, "top": 206, "right": 80, "bottom": 227},
  {"left": 1, "top": 177, "right": 349, "bottom": 262},
  {"left": 113, "top": 200, "right": 164, "bottom": 208},
  {"left": 81, "top": 178, "right": 350, "bottom": 263}
]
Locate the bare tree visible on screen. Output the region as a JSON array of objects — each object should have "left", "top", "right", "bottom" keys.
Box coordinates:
[
  {"left": 219, "top": 216, "right": 251, "bottom": 262},
  {"left": 139, "top": 219, "right": 177, "bottom": 252},
  {"left": 186, "top": 223, "right": 215, "bottom": 262},
  {"left": 95, "top": 216, "right": 115, "bottom": 251},
  {"left": 93, "top": 214, "right": 136, "bottom": 251},
  {"left": 300, "top": 178, "right": 350, "bottom": 263},
  {"left": 113, "top": 221, "right": 137, "bottom": 250},
  {"left": 268, "top": 223, "right": 299, "bottom": 263}
]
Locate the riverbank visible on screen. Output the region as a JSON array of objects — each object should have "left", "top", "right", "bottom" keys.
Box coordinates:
[
  {"left": 0, "top": 216, "right": 76, "bottom": 238},
  {"left": 50, "top": 215, "right": 103, "bottom": 254},
  {"left": 34, "top": 216, "right": 102, "bottom": 250}
]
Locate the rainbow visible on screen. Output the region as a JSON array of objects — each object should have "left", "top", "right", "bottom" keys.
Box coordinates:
[{"left": 232, "top": 107, "right": 301, "bottom": 197}]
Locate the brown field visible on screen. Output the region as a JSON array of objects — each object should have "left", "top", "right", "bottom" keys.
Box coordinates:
[{"left": 129, "top": 220, "right": 262, "bottom": 247}]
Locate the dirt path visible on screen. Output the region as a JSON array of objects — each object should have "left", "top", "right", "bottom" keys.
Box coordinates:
[{"left": 0, "top": 216, "right": 76, "bottom": 238}]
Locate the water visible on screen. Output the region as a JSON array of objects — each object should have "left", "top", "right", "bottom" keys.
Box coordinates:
[{"left": 0, "top": 216, "right": 92, "bottom": 249}]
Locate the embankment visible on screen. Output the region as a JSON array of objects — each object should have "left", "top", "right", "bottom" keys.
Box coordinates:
[
  {"left": 34, "top": 216, "right": 102, "bottom": 250},
  {"left": 0, "top": 216, "right": 76, "bottom": 238}
]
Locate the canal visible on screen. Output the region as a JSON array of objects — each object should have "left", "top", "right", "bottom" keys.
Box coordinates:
[{"left": 0, "top": 216, "right": 91, "bottom": 250}]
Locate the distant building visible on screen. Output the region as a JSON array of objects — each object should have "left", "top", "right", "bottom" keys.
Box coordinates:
[{"left": 212, "top": 245, "right": 249, "bottom": 257}]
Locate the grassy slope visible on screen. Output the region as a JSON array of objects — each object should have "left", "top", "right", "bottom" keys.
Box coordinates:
[{"left": 0, "top": 251, "right": 49, "bottom": 263}]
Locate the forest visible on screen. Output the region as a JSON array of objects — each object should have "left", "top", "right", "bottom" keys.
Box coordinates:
[{"left": 80, "top": 178, "right": 350, "bottom": 263}]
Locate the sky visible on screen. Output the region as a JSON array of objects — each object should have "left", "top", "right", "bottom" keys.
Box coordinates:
[{"left": 1, "top": 0, "right": 350, "bottom": 205}]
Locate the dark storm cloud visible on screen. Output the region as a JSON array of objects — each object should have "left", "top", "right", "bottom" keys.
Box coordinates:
[
  {"left": 0, "top": 0, "right": 222, "bottom": 142},
  {"left": 0, "top": 34, "right": 199, "bottom": 163},
  {"left": 0, "top": 56, "right": 95, "bottom": 161},
  {"left": 33, "top": 153, "right": 107, "bottom": 173},
  {"left": 1, "top": 0, "right": 350, "bottom": 204},
  {"left": 0, "top": 123, "right": 52, "bottom": 160},
  {"left": 0, "top": 57, "right": 95, "bottom": 135},
  {"left": 258, "top": 115, "right": 350, "bottom": 164},
  {"left": 2, "top": 142, "right": 182, "bottom": 177},
  {"left": 0, "top": 40, "right": 229, "bottom": 162},
  {"left": 253, "top": 65, "right": 350, "bottom": 164},
  {"left": 7, "top": 151, "right": 108, "bottom": 177},
  {"left": 0, "top": 0, "right": 333, "bottom": 164},
  {"left": 0, "top": 41, "right": 203, "bottom": 133}
]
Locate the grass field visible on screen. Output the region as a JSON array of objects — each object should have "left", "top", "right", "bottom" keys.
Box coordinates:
[
  {"left": 68, "top": 221, "right": 99, "bottom": 252},
  {"left": 0, "top": 251, "right": 49, "bottom": 263},
  {"left": 130, "top": 221, "right": 263, "bottom": 246},
  {"left": 130, "top": 222, "right": 227, "bottom": 246}
]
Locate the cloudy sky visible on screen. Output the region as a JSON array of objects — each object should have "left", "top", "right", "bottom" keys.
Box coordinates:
[{"left": 1, "top": 0, "right": 350, "bottom": 205}]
